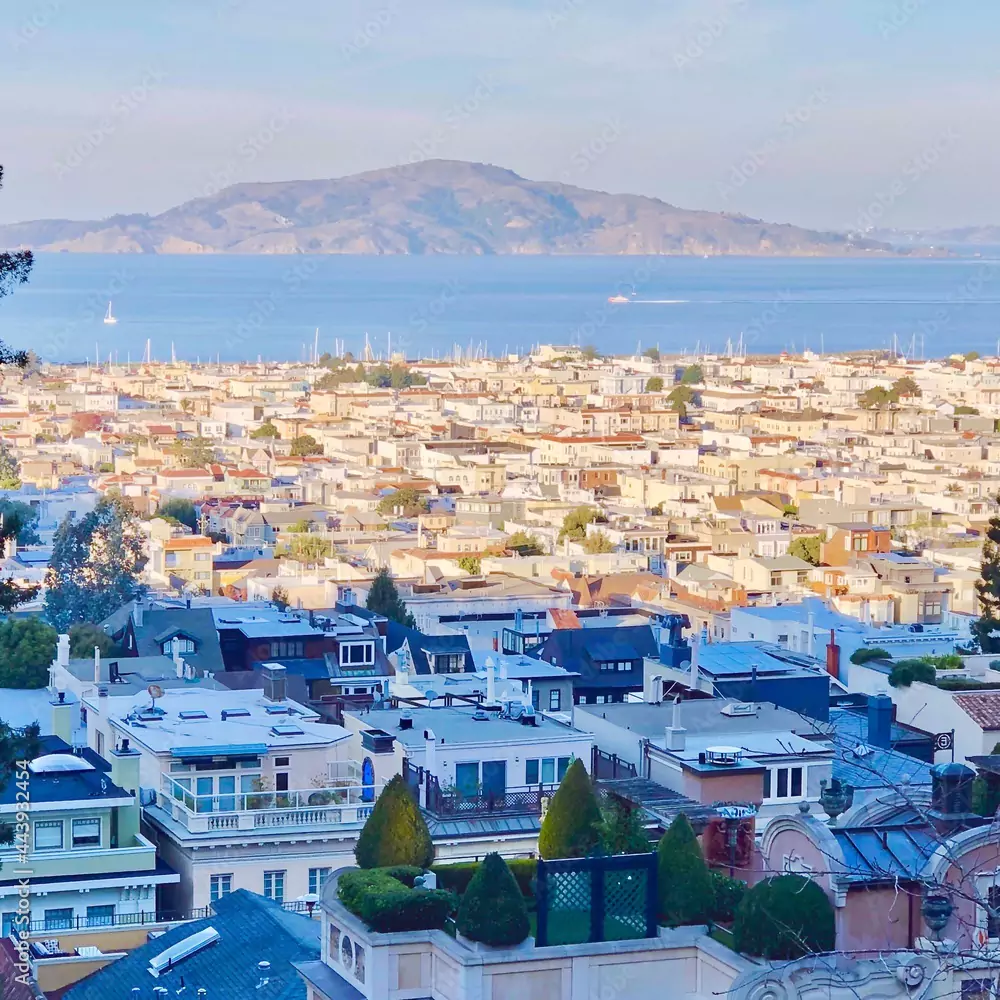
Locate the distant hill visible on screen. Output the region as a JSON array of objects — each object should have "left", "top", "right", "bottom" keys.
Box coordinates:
[
  {"left": 872, "top": 225, "right": 1000, "bottom": 249},
  {"left": 1, "top": 159, "right": 917, "bottom": 256}
]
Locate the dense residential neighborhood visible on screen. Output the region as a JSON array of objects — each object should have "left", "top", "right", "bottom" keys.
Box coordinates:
[{"left": 3, "top": 345, "right": 1000, "bottom": 999}]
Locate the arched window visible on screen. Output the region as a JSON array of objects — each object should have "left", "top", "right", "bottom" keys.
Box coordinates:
[{"left": 361, "top": 757, "right": 375, "bottom": 803}]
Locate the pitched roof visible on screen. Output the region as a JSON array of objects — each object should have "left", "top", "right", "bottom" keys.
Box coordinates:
[
  {"left": 954, "top": 691, "right": 1000, "bottom": 730},
  {"left": 63, "top": 890, "right": 324, "bottom": 1000}
]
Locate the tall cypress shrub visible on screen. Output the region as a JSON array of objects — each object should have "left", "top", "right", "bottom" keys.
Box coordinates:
[
  {"left": 355, "top": 774, "right": 433, "bottom": 869},
  {"left": 657, "top": 813, "right": 713, "bottom": 926},
  {"left": 538, "top": 759, "right": 601, "bottom": 859}
]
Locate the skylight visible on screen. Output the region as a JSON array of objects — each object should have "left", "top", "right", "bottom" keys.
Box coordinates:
[
  {"left": 270, "top": 724, "right": 304, "bottom": 736},
  {"left": 179, "top": 710, "right": 208, "bottom": 721},
  {"left": 29, "top": 754, "right": 94, "bottom": 774},
  {"left": 148, "top": 926, "right": 220, "bottom": 978},
  {"left": 221, "top": 708, "right": 251, "bottom": 720}
]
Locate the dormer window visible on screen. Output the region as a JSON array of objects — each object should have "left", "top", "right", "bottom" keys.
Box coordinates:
[
  {"left": 163, "top": 637, "right": 196, "bottom": 655},
  {"left": 428, "top": 652, "right": 465, "bottom": 674},
  {"left": 340, "top": 642, "right": 375, "bottom": 668}
]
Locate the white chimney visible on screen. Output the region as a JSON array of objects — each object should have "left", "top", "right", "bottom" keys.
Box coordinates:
[
  {"left": 689, "top": 632, "right": 700, "bottom": 692},
  {"left": 524, "top": 679, "right": 533, "bottom": 709},
  {"left": 93, "top": 647, "right": 102, "bottom": 684},
  {"left": 484, "top": 657, "right": 497, "bottom": 706},
  {"left": 172, "top": 637, "right": 184, "bottom": 678},
  {"left": 664, "top": 696, "right": 687, "bottom": 751},
  {"left": 806, "top": 609, "right": 815, "bottom": 657},
  {"left": 57, "top": 634, "right": 70, "bottom": 669},
  {"left": 132, "top": 599, "right": 144, "bottom": 628},
  {"left": 424, "top": 729, "right": 438, "bottom": 779}
]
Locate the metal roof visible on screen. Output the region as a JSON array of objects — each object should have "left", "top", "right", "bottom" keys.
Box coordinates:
[{"left": 170, "top": 743, "right": 268, "bottom": 758}]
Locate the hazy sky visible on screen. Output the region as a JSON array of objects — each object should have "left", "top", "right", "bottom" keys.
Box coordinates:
[{"left": 3, "top": 0, "right": 998, "bottom": 231}]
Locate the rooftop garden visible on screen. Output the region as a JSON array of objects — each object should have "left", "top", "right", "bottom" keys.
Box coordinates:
[
  {"left": 338, "top": 761, "right": 832, "bottom": 959},
  {"left": 849, "top": 647, "right": 1000, "bottom": 691}
]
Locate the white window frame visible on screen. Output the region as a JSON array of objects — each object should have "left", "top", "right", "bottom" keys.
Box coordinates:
[
  {"left": 340, "top": 642, "right": 375, "bottom": 667},
  {"left": 72, "top": 817, "right": 101, "bottom": 848},
  {"left": 763, "top": 764, "right": 806, "bottom": 802},
  {"left": 211, "top": 873, "right": 233, "bottom": 903},
  {"left": 263, "top": 870, "right": 285, "bottom": 903},
  {"left": 34, "top": 820, "right": 63, "bottom": 850}
]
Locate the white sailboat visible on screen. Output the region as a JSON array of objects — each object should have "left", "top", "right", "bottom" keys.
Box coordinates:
[{"left": 103, "top": 301, "right": 117, "bottom": 325}]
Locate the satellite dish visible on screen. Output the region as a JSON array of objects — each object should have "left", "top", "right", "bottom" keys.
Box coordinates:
[{"left": 147, "top": 684, "right": 164, "bottom": 705}]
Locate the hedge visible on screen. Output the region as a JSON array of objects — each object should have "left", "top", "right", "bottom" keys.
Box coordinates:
[
  {"left": 358, "top": 888, "right": 457, "bottom": 933},
  {"left": 709, "top": 871, "right": 747, "bottom": 923},
  {"left": 432, "top": 859, "right": 537, "bottom": 899},
  {"left": 338, "top": 867, "right": 456, "bottom": 932}
]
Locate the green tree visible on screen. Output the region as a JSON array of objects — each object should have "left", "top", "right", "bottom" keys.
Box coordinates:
[
  {"left": 290, "top": 434, "right": 323, "bottom": 457},
  {"left": 286, "top": 533, "right": 331, "bottom": 567},
  {"left": 68, "top": 622, "right": 119, "bottom": 659},
  {"left": 0, "top": 445, "right": 20, "bottom": 490},
  {"left": 250, "top": 421, "right": 280, "bottom": 439},
  {"left": 657, "top": 813, "right": 713, "bottom": 926},
  {"left": 643, "top": 347, "right": 661, "bottom": 361},
  {"left": 355, "top": 774, "right": 434, "bottom": 869},
  {"left": 888, "top": 658, "right": 937, "bottom": 688},
  {"left": 858, "top": 385, "right": 896, "bottom": 409},
  {"left": 892, "top": 375, "right": 921, "bottom": 398},
  {"left": 271, "top": 585, "right": 290, "bottom": 611},
  {"left": 506, "top": 531, "right": 545, "bottom": 556},
  {"left": 965, "top": 351, "right": 981, "bottom": 361},
  {"left": 558, "top": 506, "right": 598, "bottom": 543},
  {"left": 538, "top": 759, "right": 601, "bottom": 859},
  {"left": 366, "top": 567, "right": 415, "bottom": 627},
  {"left": 645, "top": 376, "right": 665, "bottom": 392},
  {"left": 0, "top": 617, "right": 57, "bottom": 688},
  {"left": 788, "top": 536, "right": 820, "bottom": 565},
  {"left": 0, "top": 166, "right": 32, "bottom": 367},
  {"left": 457, "top": 555, "right": 482, "bottom": 575},
  {"left": 667, "top": 384, "right": 695, "bottom": 415},
  {"left": 0, "top": 498, "right": 40, "bottom": 546},
  {"left": 44, "top": 496, "right": 147, "bottom": 632},
  {"left": 157, "top": 498, "right": 198, "bottom": 531},
  {"left": 974, "top": 501, "right": 1000, "bottom": 653},
  {"left": 680, "top": 364, "right": 703, "bottom": 384},
  {"left": 582, "top": 531, "right": 614, "bottom": 554},
  {"left": 581, "top": 345, "right": 599, "bottom": 361},
  {"left": 456, "top": 853, "right": 530, "bottom": 946},
  {"left": 733, "top": 874, "right": 835, "bottom": 959},
  {"left": 850, "top": 646, "right": 892, "bottom": 665},
  {"left": 173, "top": 436, "right": 215, "bottom": 468},
  {"left": 376, "top": 488, "right": 429, "bottom": 517},
  {"left": 598, "top": 797, "right": 650, "bottom": 855},
  {"left": 955, "top": 405, "right": 981, "bottom": 415}
]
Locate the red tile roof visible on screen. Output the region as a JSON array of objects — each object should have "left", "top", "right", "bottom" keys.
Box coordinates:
[{"left": 954, "top": 691, "right": 1000, "bottom": 730}]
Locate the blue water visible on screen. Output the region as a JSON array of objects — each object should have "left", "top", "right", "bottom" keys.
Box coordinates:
[{"left": 4, "top": 253, "right": 1000, "bottom": 362}]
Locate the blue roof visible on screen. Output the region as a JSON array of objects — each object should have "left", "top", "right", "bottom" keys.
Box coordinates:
[
  {"left": 832, "top": 738, "right": 933, "bottom": 790},
  {"left": 63, "top": 890, "right": 324, "bottom": 1000},
  {"left": 735, "top": 599, "right": 861, "bottom": 632},
  {"left": 834, "top": 825, "right": 938, "bottom": 883},
  {"left": 171, "top": 744, "right": 268, "bottom": 758}
]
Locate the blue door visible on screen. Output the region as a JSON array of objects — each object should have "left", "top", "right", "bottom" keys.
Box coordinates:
[
  {"left": 481, "top": 760, "right": 507, "bottom": 799},
  {"left": 361, "top": 758, "right": 375, "bottom": 803}
]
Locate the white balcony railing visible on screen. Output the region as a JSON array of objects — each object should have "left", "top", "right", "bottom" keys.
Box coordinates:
[{"left": 158, "top": 774, "right": 381, "bottom": 835}]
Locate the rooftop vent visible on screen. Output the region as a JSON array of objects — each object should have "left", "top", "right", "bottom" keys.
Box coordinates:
[
  {"left": 179, "top": 710, "right": 208, "bottom": 721},
  {"left": 264, "top": 705, "right": 290, "bottom": 716},
  {"left": 702, "top": 745, "right": 743, "bottom": 766},
  {"left": 472, "top": 710, "right": 489, "bottom": 721},
  {"left": 720, "top": 702, "right": 757, "bottom": 717},
  {"left": 852, "top": 743, "right": 874, "bottom": 758},
  {"left": 221, "top": 708, "right": 251, "bottom": 720},
  {"left": 148, "top": 926, "right": 220, "bottom": 978},
  {"left": 399, "top": 714, "right": 413, "bottom": 731}
]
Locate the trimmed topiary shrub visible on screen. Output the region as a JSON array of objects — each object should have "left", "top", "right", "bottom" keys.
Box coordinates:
[
  {"left": 709, "top": 870, "right": 747, "bottom": 923},
  {"left": 456, "top": 852, "right": 530, "bottom": 947},
  {"left": 355, "top": 774, "right": 434, "bottom": 869},
  {"left": 337, "top": 869, "right": 401, "bottom": 912},
  {"left": 657, "top": 814, "right": 713, "bottom": 926},
  {"left": 432, "top": 859, "right": 537, "bottom": 899},
  {"left": 888, "top": 658, "right": 937, "bottom": 688},
  {"left": 733, "top": 875, "right": 835, "bottom": 959},
  {"left": 538, "top": 759, "right": 601, "bottom": 859}
]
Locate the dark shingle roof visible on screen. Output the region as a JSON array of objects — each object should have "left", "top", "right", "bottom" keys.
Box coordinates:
[
  {"left": 103, "top": 604, "right": 225, "bottom": 674},
  {"left": 63, "top": 890, "right": 321, "bottom": 1000},
  {"left": 532, "top": 625, "right": 658, "bottom": 683},
  {"left": 385, "top": 621, "right": 474, "bottom": 675}
]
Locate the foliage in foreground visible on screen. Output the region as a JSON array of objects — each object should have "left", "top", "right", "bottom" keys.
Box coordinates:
[
  {"left": 732, "top": 874, "right": 835, "bottom": 959},
  {"left": 456, "top": 852, "right": 530, "bottom": 946},
  {"left": 355, "top": 774, "right": 433, "bottom": 870}
]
